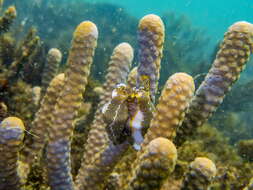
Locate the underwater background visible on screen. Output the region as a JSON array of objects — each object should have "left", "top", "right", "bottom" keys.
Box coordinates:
[
  {"left": 93, "top": 0, "right": 253, "bottom": 42},
  {"left": 1, "top": 0, "right": 253, "bottom": 189}
]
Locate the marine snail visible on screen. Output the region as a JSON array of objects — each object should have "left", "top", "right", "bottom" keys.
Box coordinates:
[{"left": 102, "top": 81, "right": 154, "bottom": 150}]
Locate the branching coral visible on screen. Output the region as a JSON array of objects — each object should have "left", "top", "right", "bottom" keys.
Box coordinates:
[
  {"left": 76, "top": 42, "right": 133, "bottom": 190},
  {"left": 137, "top": 14, "right": 164, "bottom": 101},
  {"left": 22, "top": 73, "right": 65, "bottom": 170},
  {"left": 0, "top": 4, "right": 253, "bottom": 190},
  {"left": 0, "top": 117, "right": 25, "bottom": 190},
  {"left": 46, "top": 21, "right": 98, "bottom": 190},
  {"left": 175, "top": 21, "right": 253, "bottom": 146}
]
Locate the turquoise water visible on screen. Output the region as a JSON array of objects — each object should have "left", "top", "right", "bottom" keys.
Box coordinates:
[{"left": 91, "top": 0, "right": 253, "bottom": 43}]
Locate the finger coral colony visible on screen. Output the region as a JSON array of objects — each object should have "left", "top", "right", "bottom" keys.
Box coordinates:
[{"left": 0, "top": 0, "right": 253, "bottom": 190}]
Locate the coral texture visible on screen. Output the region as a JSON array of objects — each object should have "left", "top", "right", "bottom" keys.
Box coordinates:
[
  {"left": 125, "top": 137, "right": 177, "bottom": 190},
  {"left": 1, "top": 4, "right": 253, "bottom": 189},
  {"left": 175, "top": 21, "right": 253, "bottom": 146},
  {"left": 137, "top": 14, "right": 165, "bottom": 101},
  {"left": 22, "top": 73, "right": 65, "bottom": 168},
  {"left": 0, "top": 117, "right": 25, "bottom": 190},
  {"left": 46, "top": 21, "right": 98, "bottom": 190},
  {"left": 41, "top": 48, "right": 62, "bottom": 96},
  {"left": 181, "top": 157, "right": 217, "bottom": 190},
  {"left": 76, "top": 42, "right": 133, "bottom": 190},
  {"left": 0, "top": 6, "right": 16, "bottom": 34}
]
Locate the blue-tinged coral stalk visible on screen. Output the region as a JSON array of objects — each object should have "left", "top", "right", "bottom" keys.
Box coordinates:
[
  {"left": 0, "top": 117, "right": 25, "bottom": 190},
  {"left": 46, "top": 21, "right": 98, "bottom": 190},
  {"left": 176, "top": 21, "right": 253, "bottom": 145}
]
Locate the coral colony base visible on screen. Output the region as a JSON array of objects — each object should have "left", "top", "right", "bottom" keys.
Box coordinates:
[{"left": 1, "top": 2, "right": 253, "bottom": 190}]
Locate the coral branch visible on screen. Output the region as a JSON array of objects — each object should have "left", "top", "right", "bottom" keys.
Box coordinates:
[
  {"left": 137, "top": 14, "right": 165, "bottom": 102},
  {"left": 1, "top": 5, "right": 253, "bottom": 189},
  {"left": 127, "top": 67, "right": 138, "bottom": 89},
  {"left": 78, "top": 42, "right": 133, "bottom": 165},
  {"left": 76, "top": 42, "right": 133, "bottom": 189},
  {"left": 124, "top": 137, "right": 177, "bottom": 190},
  {"left": 175, "top": 21, "right": 253, "bottom": 145},
  {"left": 76, "top": 142, "right": 129, "bottom": 190},
  {"left": 142, "top": 72, "right": 195, "bottom": 147},
  {"left": 181, "top": 157, "right": 217, "bottom": 190},
  {"left": 41, "top": 48, "right": 62, "bottom": 97},
  {"left": 46, "top": 21, "right": 98, "bottom": 190},
  {"left": 0, "top": 117, "right": 25, "bottom": 190},
  {"left": 22, "top": 74, "right": 65, "bottom": 169},
  {"left": 0, "top": 6, "right": 16, "bottom": 34},
  {"left": 118, "top": 73, "right": 194, "bottom": 187}
]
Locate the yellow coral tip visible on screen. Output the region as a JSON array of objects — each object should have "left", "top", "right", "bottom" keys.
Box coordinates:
[
  {"left": 1, "top": 117, "right": 25, "bottom": 131},
  {"left": 139, "top": 14, "right": 164, "bottom": 30},
  {"left": 74, "top": 21, "right": 98, "bottom": 38},
  {"left": 56, "top": 73, "right": 65, "bottom": 80},
  {"left": 50, "top": 73, "right": 65, "bottom": 86},
  {"left": 191, "top": 157, "right": 217, "bottom": 178},
  {"left": 8, "top": 6, "right": 16, "bottom": 15},
  {"left": 116, "top": 42, "right": 132, "bottom": 49},
  {"left": 48, "top": 48, "right": 62, "bottom": 62},
  {"left": 115, "top": 42, "right": 134, "bottom": 59},
  {"left": 171, "top": 72, "right": 194, "bottom": 84},
  {"left": 148, "top": 137, "right": 177, "bottom": 159},
  {"left": 229, "top": 21, "right": 253, "bottom": 34}
]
